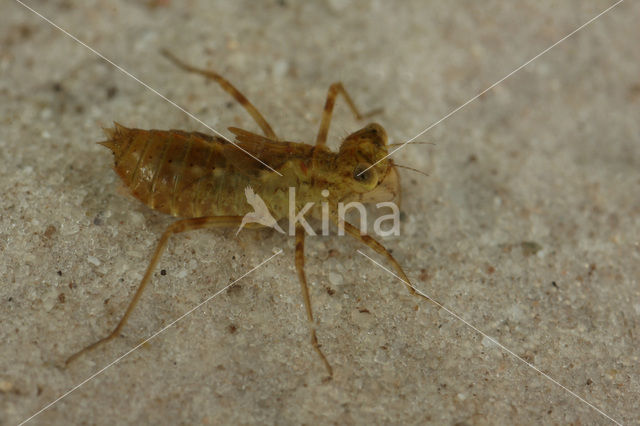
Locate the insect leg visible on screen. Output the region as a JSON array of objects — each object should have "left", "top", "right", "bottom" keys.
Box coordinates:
[
  {"left": 66, "top": 216, "right": 247, "bottom": 365},
  {"left": 161, "top": 49, "right": 277, "bottom": 139},
  {"left": 332, "top": 216, "right": 438, "bottom": 307},
  {"left": 295, "top": 225, "right": 333, "bottom": 377},
  {"left": 315, "top": 82, "right": 382, "bottom": 147}
]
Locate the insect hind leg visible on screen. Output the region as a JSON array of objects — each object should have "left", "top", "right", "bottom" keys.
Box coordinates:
[
  {"left": 65, "top": 216, "right": 247, "bottom": 366},
  {"left": 161, "top": 49, "right": 277, "bottom": 140}
]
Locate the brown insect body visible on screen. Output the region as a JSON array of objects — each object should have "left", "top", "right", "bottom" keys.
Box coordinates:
[{"left": 101, "top": 122, "right": 398, "bottom": 221}]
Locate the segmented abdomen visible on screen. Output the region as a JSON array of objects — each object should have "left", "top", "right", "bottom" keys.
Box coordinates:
[{"left": 100, "top": 124, "right": 252, "bottom": 218}]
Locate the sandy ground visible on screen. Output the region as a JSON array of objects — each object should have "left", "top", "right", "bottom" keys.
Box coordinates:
[{"left": 1, "top": 1, "right": 639, "bottom": 424}]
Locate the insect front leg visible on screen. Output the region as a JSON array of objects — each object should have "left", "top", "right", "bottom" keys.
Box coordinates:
[
  {"left": 294, "top": 225, "right": 333, "bottom": 377},
  {"left": 314, "top": 82, "right": 383, "bottom": 147},
  {"left": 332, "top": 216, "right": 438, "bottom": 307},
  {"left": 66, "top": 216, "right": 248, "bottom": 366},
  {"left": 161, "top": 49, "right": 278, "bottom": 139}
]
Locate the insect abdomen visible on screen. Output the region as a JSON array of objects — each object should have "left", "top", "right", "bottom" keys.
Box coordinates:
[{"left": 100, "top": 124, "right": 252, "bottom": 218}]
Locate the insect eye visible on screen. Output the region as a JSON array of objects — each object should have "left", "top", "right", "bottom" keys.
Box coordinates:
[
  {"left": 353, "top": 165, "right": 371, "bottom": 182},
  {"left": 354, "top": 171, "right": 368, "bottom": 182}
]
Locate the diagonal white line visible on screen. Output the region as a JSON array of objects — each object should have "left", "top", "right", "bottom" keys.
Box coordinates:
[
  {"left": 359, "top": 0, "right": 625, "bottom": 176},
  {"left": 18, "top": 249, "right": 283, "bottom": 426},
  {"left": 14, "top": 0, "right": 283, "bottom": 176},
  {"left": 357, "top": 249, "right": 621, "bottom": 425}
]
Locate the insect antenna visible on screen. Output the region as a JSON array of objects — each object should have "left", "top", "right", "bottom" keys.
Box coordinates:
[
  {"left": 394, "top": 163, "right": 430, "bottom": 177},
  {"left": 388, "top": 141, "right": 435, "bottom": 148}
]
